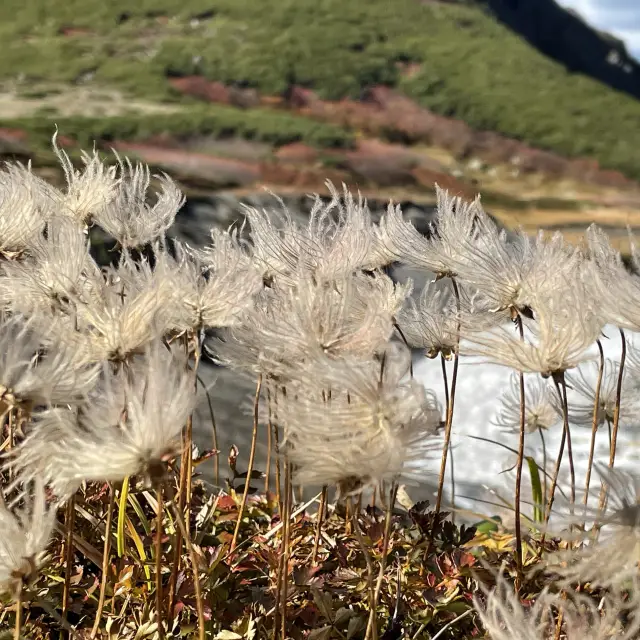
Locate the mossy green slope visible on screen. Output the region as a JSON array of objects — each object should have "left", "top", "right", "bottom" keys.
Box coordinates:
[{"left": 0, "top": 0, "right": 638, "bottom": 176}]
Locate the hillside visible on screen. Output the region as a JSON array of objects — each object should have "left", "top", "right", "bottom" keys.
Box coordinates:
[{"left": 2, "top": 0, "right": 640, "bottom": 249}]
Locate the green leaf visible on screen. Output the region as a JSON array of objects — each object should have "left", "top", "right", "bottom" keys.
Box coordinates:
[
  {"left": 117, "top": 476, "right": 130, "bottom": 558},
  {"left": 472, "top": 516, "right": 502, "bottom": 534},
  {"left": 527, "top": 456, "right": 544, "bottom": 524}
]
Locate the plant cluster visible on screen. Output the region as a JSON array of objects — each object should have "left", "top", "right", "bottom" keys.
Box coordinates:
[
  {"left": 2, "top": 108, "right": 354, "bottom": 157},
  {"left": 0, "top": 134, "right": 640, "bottom": 639}
]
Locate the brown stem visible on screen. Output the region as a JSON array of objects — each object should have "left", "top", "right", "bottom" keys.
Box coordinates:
[
  {"left": 352, "top": 498, "right": 377, "bottom": 640},
  {"left": 14, "top": 584, "right": 22, "bottom": 640},
  {"left": 539, "top": 427, "right": 548, "bottom": 515},
  {"left": 583, "top": 340, "right": 605, "bottom": 520},
  {"left": 434, "top": 278, "right": 461, "bottom": 516},
  {"left": 185, "top": 336, "right": 201, "bottom": 536},
  {"left": 184, "top": 416, "right": 193, "bottom": 537},
  {"left": 440, "top": 355, "right": 455, "bottom": 523},
  {"left": 513, "top": 318, "right": 526, "bottom": 591},
  {"left": 562, "top": 376, "right": 575, "bottom": 507},
  {"left": 312, "top": 486, "right": 328, "bottom": 566},
  {"left": 196, "top": 371, "right": 219, "bottom": 486},
  {"left": 539, "top": 372, "right": 570, "bottom": 551},
  {"left": 155, "top": 487, "right": 165, "bottom": 640},
  {"left": 280, "top": 456, "right": 292, "bottom": 640},
  {"left": 167, "top": 455, "right": 187, "bottom": 615},
  {"left": 231, "top": 374, "right": 263, "bottom": 552},
  {"left": 90, "top": 485, "right": 115, "bottom": 639},
  {"left": 62, "top": 496, "right": 76, "bottom": 634},
  {"left": 394, "top": 322, "right": 413, "bottom": 378},
  {"left": 164, "top": 482, "right": 206, "bottom": 640},
  {"left": 597, "top": 329, "right": 627, "bottom": 518},
  {"left": 270, "top": 386, "right": 282, "bottom": 516},
  {"left": 367, "top": 484, "right": 397, "bottom": 639},
  {"left": 265, "top": 391, "right": 273, "bottom": 495}
]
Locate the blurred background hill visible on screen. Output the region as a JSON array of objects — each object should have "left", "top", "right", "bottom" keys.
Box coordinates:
[
  {"left": 1, "top": 0, "right": 639, "bottom": 502},
  {"left": 1, "top": 0, "right": 640, "bottom": 252}
]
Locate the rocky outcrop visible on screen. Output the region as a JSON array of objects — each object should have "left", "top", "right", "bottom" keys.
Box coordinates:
[{"left": 483, "top": 0, "right": 640, "bottom": 101}]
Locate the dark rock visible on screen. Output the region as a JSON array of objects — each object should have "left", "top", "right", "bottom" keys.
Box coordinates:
[{"left": 484, "top": 0, "right": 640, "bottom": 102}]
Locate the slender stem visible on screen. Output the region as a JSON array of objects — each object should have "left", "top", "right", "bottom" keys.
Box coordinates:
[
  {"left": 394, "top": 322, "right": 413, "bottom": 378},
  {"left": 440, "top": 355, "right": 455, "bottom": 523},
  {"left": 165, "top": 482, "right": 206, "bottom": 640},
  {"left": 367, "top": 484, "right": 397, "bottom": 639},
  {"left": 583, "top": 340, "right": 604, "bottom": 518},
  {"left": 593, "top": 329, "right": 627, "bottom": 537},
  {"left": 352, "top": 498, "right": 377, "bottom": 640},
  {"left": 559, "top": 375, "right": 575, "bottom": 507},
  {"left": 280, "top": 456, "right": 292, "bottom": 640},
  {"left": 7, "top": 408, "right": 13, "bottom": 464},
  {"left": 539, "top": 427, "right": 547, "bottom": 515},
  {"left": 196, "top": 372, "right": 219, "bottom": 486},
  {"left": 185, "top": 334, "right": 201, "bottom": 536},
  {"left": 90, "top": 485, "right": 115, "bottom": 639},
  {"left": 513, "top": 318, "right": 526, "bottom": 591},
  {"left": 62, "top": 496, "right": 76, "bottom": 633},
  {"left": 184, "top": 417, "right": 193, "bottom": 537},
  {"left": 597, "top": 329, "right": 627, "bottom": 517},
  {"left": 14, "top": 584, "right": 22, "bottom": 640},
  {"left": 231, "top": 374, "right": 263, "bottom": 552},
  {"left": 312, "top": 486, "right": 328, "bottom": 566},
  {"left": 430, "top": 609, "right": 473, "bottom": 640},
  {"left": 434, "top": 278, "right": 461, "bottom": 516},
  {"left": 609, "top": 328, "right": 627, "bottom": 468},
  {"left": 271, "top": 386, "right": 283, "bottom": 517},
  {"left": 265, "top": 389, "right": 273, "bottom": 495},
  {"left": 441, "top": 354, "right": 450, "bottom": 418},
  {"left": 539, "top": 373, "right": 570, "bottom": 551},
  {"left": 155, "top": 486, "right": 165, "bottom": 640},
  {"left": 168, "top": 456, "right": 187, "bottom": 614}
]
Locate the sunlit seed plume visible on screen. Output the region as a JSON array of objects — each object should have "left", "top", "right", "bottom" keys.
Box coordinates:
[
  {"left": 396, "top": 281, "right": 458, "bottom": 359},
  {"left": 348, "top": 269, "right": 411, "bottom": 332},
  {"left": 493, "top": 373, "right": 557, "bottom": 434},
  {"left": 308, "top": 181, "right": 396, "bottom": 279},
  {"left": 244, "top": 182, "right": 394, "bottom": 287},
  {"left": 64, "top": 261, "right": 174, "bottom": 363},
  {"left": 545, "top": 465, "right": 640, "bottom": 592},
  {"left": 0, "top": 478, "right": 56, "bottom": 597},
  {"left": 52, "top": 131, "right": 120, "bottom": 226},
  {"left": 583, "top": 225, "right": 640, "bottom": 331},
  {"left": 212, "top": 269, "right": 407, "bottom": 381},
  {"left": 0, "top": 314, "right": 99, "bottom": 413},
  {"left": 0, "top": 163, "right": 53, "bottom": 259},
  {"left": 379, "top": 186, "right": 496, "bottom": 279},
  {"left": 7, "top": 341, "right": 195, "bottom": 501},
  {"left": 92, "top": 157, "right": 184, "bottom": 249},
  {"left": 473, "top": 569, "right": 555, "bottom": 640},
  {"left": 454, "top": 229, "right": 580, "bottom": 321},
  {"left": 0, "top": 216, "right": 100, "bottom": 317},
  {"left": 474, "top": 568, "right": 640, "bottom": 640},
  {"left": 277, "top": 348, "right": 441, "bottom": 497},
  {"left": 552, "top": 358, "right": 636, "bottom": 429},
  {"left": 153, "top": 238, "right": 262, "bottom": 335},
  {"left": 463, "top": 282, "right": 604, "bottom": 377}
]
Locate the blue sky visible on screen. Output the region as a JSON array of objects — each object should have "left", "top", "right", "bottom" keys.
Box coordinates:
[{"left": 557, "top": 0, "right": 640, "bottom": 61}]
